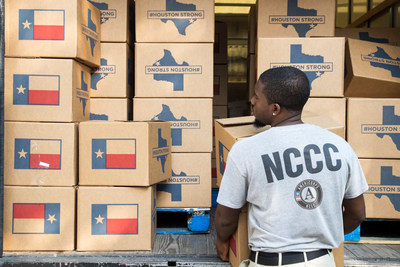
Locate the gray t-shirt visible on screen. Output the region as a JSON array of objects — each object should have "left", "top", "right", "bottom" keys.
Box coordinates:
[{"left": 217, "top": 123, "right": 368, "bottom": 253}]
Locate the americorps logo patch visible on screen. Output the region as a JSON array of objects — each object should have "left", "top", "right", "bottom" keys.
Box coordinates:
[
  {"left": 147, "top": 0, "right": 204, "bottom": 35},
  {"left": 294, "top": 179, "right": 323, "bottom": 209}
]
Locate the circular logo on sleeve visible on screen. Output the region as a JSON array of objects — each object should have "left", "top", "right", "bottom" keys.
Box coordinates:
[{"left": 294, "top": 179, "right": 323, "bottom": 210}]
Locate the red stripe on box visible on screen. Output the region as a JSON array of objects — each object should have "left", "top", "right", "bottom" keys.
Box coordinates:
[
  {"left": 107, "top": 218, "right": 138, "bottom": 234},
  {"left": 34, "top": 25, "right": 64, "bottom": 40},
  {"left": 28, "top": 90, "right": 59, "bottom": 105},
  {"left": 13, "top": 204, "right": 45, "bottom": 219},
  {"left": 106, "top": 154, "right": 135, "bottom": 169},
  {"left": 30, "top": 154, "right": 61, "bottom": 169}
]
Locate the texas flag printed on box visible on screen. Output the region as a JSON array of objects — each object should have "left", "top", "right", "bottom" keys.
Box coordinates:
[
  {"left": 77, "top": 186, "right": 156, "bottom": 251},
  {"left": 91, "top": 204, "right": 138, "bottom": 235},
  {"left": 18, "top": 9, "right": 65, "bottom": 40},
  {"left": 79, "top": 121, "right": 171, "bottom": 186},
  {"left": 13, "top": 203, "right": 60, "bottom": 234},
  {"left": 13, "top": 74, "right": 60, "bottom": 106},
  {"left": 14, "top": 138, "right": 61, "bottom": 170},
  {"left": 4, "top": 186, "right": 75, "bottom": 251},
  {"left": 4, "top": 122, "right": 77, "bottom": 187},
  {"left": 5, "top": 0, "right": 100, "bottom": 68},
  {"left": 92, "top": 139, "right": 136, "bottom": 169}
]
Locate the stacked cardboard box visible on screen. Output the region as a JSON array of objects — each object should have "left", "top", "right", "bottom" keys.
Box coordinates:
[
  {"left": 3, "top": 0, "right": 101, "bottom": 251},
  {"left": 77, "top": 120, "right": 171, "bottom": 251},
  {"left": 219, "top": 1, "right": 345, "bottom": 266},
  {"left": 88, "top": 0, "right": 134, "bottom": 121},
  {"left": 133, "top": 0, "right": 214, "bottom": 210}
]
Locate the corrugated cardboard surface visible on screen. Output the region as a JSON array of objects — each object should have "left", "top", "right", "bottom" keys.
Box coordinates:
[
  {"left": 135, "top": 0, "right": 214, "bottom": 42},
  {"left": 133, "top": 98, "right": 213, "bottom": 152},
  {"left": 257, "top": 0, "right": 335, "bottom": 38},
  {"left": 157, "top": 153, "right": 211, "bottom": 208},
  {"left": 135, "top": 43, "right": 213, "bottom": 98},
  {"left": 5, "top": 0, "right": 100, "bottom": 67},
  {"left": 4, "top": 122, "right": 77, "bottom": 186},
  {"left": 257, "top": 37, "right": 345, "bottom": 97},
  {"left": 347, "top": 98, "right": 400, "bottom": 159},
  {"left": 335, "top": 27, "right": 400, "bottom": 47},
  {"left": 4, "top": 186, "right": 75, "bottom": 251},
  {"left": 214, "top": 64, "right": 228, "bottom": 105},
  {"left": 79, "top": 121, "right": 171, "bottom": 186},
  {"left": 89, "top": 0, "right": 134, "bottom": 44},
  {"left": 90, "top": 42, "right": 133, "bottom": 98},
  {"left": 4, "top": 58, "right": 91, "bottom": 122},
  {"left": 344, "top": 38, "right": 400, "bottom": 98},
  {"left": 77, "top": 186, "right": 156, "bottom": 251},
  {"left": 360, "top": 159, "right": 400, "bottom": 219},
  {"left": 304, "top": 97, "right": 346, "bottom": 126},
  {"left": 90, "top": 98, "right": 131, "bottom": 121}
]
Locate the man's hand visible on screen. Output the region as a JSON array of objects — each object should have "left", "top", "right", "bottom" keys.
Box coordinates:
[{"left": 216, "top": 236, "right": 230, "bottom": 261}]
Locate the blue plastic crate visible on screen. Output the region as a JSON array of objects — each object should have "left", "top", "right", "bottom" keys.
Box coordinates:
[{"left": 345, "top": 225, "right": 361, "bottom": 241}]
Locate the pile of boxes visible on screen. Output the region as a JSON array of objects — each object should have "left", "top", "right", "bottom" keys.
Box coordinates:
[
  {"left": 133, "top": 0, "right": 215, "bottom": 209},
  {"left": 3, "top": 0, "right": 172, "bottom": 252},
  {"left": 88, "top": 0, "right": 134, "bottom": 121},
  {"left": 3, "top": 0, "right": 100, "bottom": 250}
]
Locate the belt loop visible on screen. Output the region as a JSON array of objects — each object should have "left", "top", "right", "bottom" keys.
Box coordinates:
[
  {"left": 303, "top": 251, "right": 308, "bottom": 263},
  {"left": 255, "top": 251, "right": 259, "bottom": 264},
  {"left": 278, "top": 253, "right": 282, "bottom": 266}
]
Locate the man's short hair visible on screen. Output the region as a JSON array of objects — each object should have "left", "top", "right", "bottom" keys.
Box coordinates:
[{"left": 259, "top": 67, "right": 310, "bottom": 111}]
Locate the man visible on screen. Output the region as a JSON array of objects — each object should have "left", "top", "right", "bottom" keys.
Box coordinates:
[{"left": 215, "top": 67, "right": 368, "bottom": 267}]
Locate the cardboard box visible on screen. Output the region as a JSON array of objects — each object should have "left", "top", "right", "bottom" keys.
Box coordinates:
[
  {"left": 347, "top": 98, "right": 400, "bottom": 159},
  {"left": 88, "top": 0, "right": 134, "bottom": 44},
  {"left": 4, "top": 186, "right": 75, "bottom": 251},
  {"left": 77, "top": 186, "right": 156, "bottom": 251},
  {"left": 4, "top": 122, "right": 77, "bottom": 186},
  {"left": 214, "top": 65, "right": 228, "bottom": 105},
  {"left": 90, "top": 98, "right": 132, "bottom": 121},
  {"left": 257, "top": 38, "right": 345, "bottom": 97},
  {"left": 344, "top": 38, "right": 400, "bottom": 98},
  {"left": 215, "top": 114, "right": 344, "bottom": 186},
  {"left": 135, "top": 43, "right": 213, "bottom": 98},
  {"left": 133, "top": 98, "right": 213, "bottom": 152},
  {"left": 79, "top": 121, "right": 172, "bottom": 186},
  {"left": 5, "top": 0, "right": 100, "bottom": 68},
  {"left": 228, "top": 206, "right": 344, "bottom": 267},
  {"left": 304, "top": 97, "right": 346, "bottom": 126},
  {"left": 213, "top": 105, "right": 228, "bottom": 148},
  {"left": 4, "top": 58, "right": 91, "bottom": 122},
  {"left": 214, "top": 21, "right": 228, "bottom": 64},
  {"left": 247, "top": 54, "right": 256, "bottom": 101},
  {"left": 229, "top": 206, "right": 250, "bottom": 267},
  {"left": 257, "top": 0, "right": 335, "bottom": 38},
  {"left": 360, "top": 159, "right": 400, "bottom": 219},
  {"left": 157, "top": 153, "right": 211, "bottom": 208},
  {"left": 135, "top": 0, "right": 214, "bottom": 43},
  {"left": 335, "top": 27, "right": 400, "bottom": 47},
  {"left": 90, "top": 42, "right": 133, "bottom": 98}
]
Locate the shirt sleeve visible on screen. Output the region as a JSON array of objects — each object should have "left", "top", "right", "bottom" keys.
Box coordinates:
[
  {"left": 216, "top": 143, "right": 248, "bottom": 209},
  {"left": 344, "top": 146, "right": 369, "bottom": 199}
]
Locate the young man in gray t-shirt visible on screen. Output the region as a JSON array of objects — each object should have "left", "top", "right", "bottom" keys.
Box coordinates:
[{"left": 215, "top": 67, "right": 368, "bottom": 267}]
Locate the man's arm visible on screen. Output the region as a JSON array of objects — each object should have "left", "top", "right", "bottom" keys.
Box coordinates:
[
  {"left": 342, "top": 194, "right": 366, "bottom": 235},
  {"left": 214, "top": 204, "right": 241, "bottom": 261}
]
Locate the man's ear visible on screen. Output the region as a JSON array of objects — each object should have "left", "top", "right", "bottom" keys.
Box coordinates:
[{"left": 273, "top": 103, "right": 281, "bottom": 115}]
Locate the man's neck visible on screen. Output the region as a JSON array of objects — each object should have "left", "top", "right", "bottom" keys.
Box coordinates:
[{"left": 271, "top": 112, "right": 303, "bottom": 127}]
